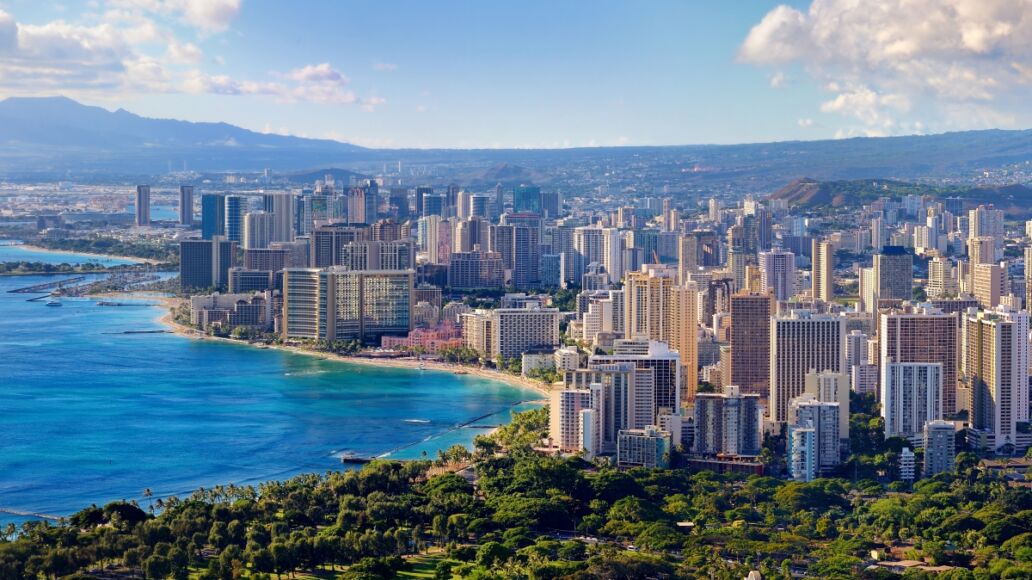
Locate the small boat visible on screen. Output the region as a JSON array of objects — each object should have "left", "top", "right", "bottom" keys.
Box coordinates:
[
  {"left": 454, "top": 370, "right": 468, "bottom": 375},
  {"left": 45, "top": 300, "right": 62, "bottom": 307}
]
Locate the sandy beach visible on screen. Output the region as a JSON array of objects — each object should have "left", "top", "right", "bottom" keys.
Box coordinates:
[{"left": 150, "top": 296, "right": 554, "bottom": 397}]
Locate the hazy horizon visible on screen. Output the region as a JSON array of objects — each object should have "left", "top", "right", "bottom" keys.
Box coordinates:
[{"left": 3, "top": 1, "right": 1031, "bottom": 148}]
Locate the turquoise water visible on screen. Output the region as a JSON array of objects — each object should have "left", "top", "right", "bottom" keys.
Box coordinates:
[
  {"left": 0, "top": 265, "right": 540, "bottom": 526},
  {"left": 0, "top": 241, "right": 137, "bottom": 267}
]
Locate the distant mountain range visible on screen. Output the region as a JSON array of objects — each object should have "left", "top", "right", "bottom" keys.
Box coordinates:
[{"left": 2, "top": 96, "right": 1032, "bottom": 188}]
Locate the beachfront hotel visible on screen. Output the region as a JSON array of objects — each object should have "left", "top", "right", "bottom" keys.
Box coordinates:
[{"left": 282, "top": 268, "right": 414, "bottom": 344}]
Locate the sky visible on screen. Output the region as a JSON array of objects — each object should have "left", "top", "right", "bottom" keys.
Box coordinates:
[{"left": 1, "top": 0, "right": 1031, "bottom": 148}]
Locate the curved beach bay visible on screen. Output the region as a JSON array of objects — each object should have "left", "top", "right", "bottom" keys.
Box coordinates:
[{"left": 0, "top": 267, "right": 541, "bottom": 525}]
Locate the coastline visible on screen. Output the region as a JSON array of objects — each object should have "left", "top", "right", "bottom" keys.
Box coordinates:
[
  {"left": 13, "top": 242, "right": 158, "bottom": 265},
  {"left": 152, "top": 297, "right": 554, "bottom": 398}
]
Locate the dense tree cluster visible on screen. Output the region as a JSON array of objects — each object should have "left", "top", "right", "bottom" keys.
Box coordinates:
[
  {"left": 33, "top": 238, "right": 178, "bottom": 263},
  {"left": 3, "top": 409, "right": 1032, "bottom": 579}
]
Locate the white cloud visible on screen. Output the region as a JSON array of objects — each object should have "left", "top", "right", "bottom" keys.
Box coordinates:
[
  {"left": 286, "top": 62, "right": 348, "bottom": 84},
  {"left": 361, "top": 96, "right": 385, "bottom": 112},
  {"left": 797, "top": 118, "right": 814, "bottom": 128},
  {"left": 372, "top": 61, "right": 397, "bottom": 71},
  {"left": 740, "top": 0, "right": 1032, "bottom": 135},
  {"left": 110, "top": 0, "right": 242, "bottom": 33},
  {"left": 0, "top": 7, "right": 383, "bottom": 108},
  {"left": 768, "top": 71, "right": 787, "bottom": 88}
]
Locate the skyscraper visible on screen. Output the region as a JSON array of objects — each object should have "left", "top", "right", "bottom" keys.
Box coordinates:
[
  {"left": 811, "top": 239, "right": 834, "bottom": 302},
  {"left": 880, "top": 303, "right": 960, "bottom": 415},
  {"left": 788, "top": 396, "right": 841, "bottom": 479},
  {"left": 513, "top": 184, "right": 542, "bottom": 215},
  {"left": 179, "top": 236, "right": 236, "bottom": 291},
  {"left": 179, "top": 185, "right": 194, "bottom": 226},
  {"left": 759, "top": 248, "right": 797, "bottom": 301},
  {"left": 243, "top": 212, "right": 276, "bottom": 250},
  {"left": 262, "top": 192, "right": 295, "bottom": 243},
  {"left": 881, "top": 360, "right": 943, "bottom": 443},
  {"left": 770, "top": 310, "right": 845, "bottom": 423},
  {"left": 590, "top": 338, "right": 682, "bottom": 415},
  {"left": 414, "top": 186, "right": 433, "bottom": 216},
  {"left": 692, "top": 385, "right": 761, "bottom": 457},
  {"left": 224, "top": 195, "right": 244, "bottom": 243},
  {"left": 874, "top": 245, "right": 913, "bottom": 303},
  {"left": 135, "top": 185, "right": 151, "bottom": 226},
  {"left": 282, "top": 268, "right": 414, "bottom": 343},
  {"left": 729, "top": 291, "right": 776, "bottom": 398},
  {"left": 923, "top": 420, "right": 956, "bottom": 477},
  {"left": 964, "top": 306, "right": 1030, "bottom": 452},
  {"left": 201, "top": 194, "right": 225, "bottom": 239}
]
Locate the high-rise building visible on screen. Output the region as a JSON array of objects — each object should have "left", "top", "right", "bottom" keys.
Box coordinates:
[
  {"left": 729, "top": 291, "right": 775, "bottom": 398},
  {"left": 550, "top": 389, "right": 592, "bottom": 452},
  {"left": 972, "top": 262, "right": 1006, "bottom": 308},
  {"left": 449, "top": 251, "right": 504, "bottom": 290},
  {"left": 201, "top": 193, "right": 225, "bottom": 239},
  {"left": 923, "top": 420, "right": 956, "bottom": 477},
  {"left": 692, "top": 385, "right": 761, "bottom": 457},
  {"left": 964, "top": 306, "right": 1030, "bottom": 452},
  {"left": 282, "top": 268, "right": 414, "bottom": 343},
  {"left": 811, "top": 239, "right": 834, "bottom": 302},
  {"left": 389, "top": 188, "right": 410, "bottom": 220},
  {"left": 804, "top": 370, "right": 850, "bottom": 440},
  {"left": 622, "top": 266, "right": 698, "bottom": 399},
  {"left": 470, "top": 194, "right": 492, "bottom": 219},
  {"left": 179, "top": 236, "right": 236, "bottom": 290},
  {"left": 617, "top": 426, "right": 671, "bottom": 469},
  {"left": 1026, "top": 247, "right": 1032, "bottom": 310},
  {"left": 513, "top": 184, "right": 542, "bottom": 215},
  {"left": 224, "top": 195, "right": 244, "bottom": 243},
  {"left": 770, "top": 310, "right": 845, "bottom": 423},
  {"left": 244, "top": 248, "right": 288, "bottom": 272},
  {"left": 243, "top": 212, "right": 275, "bottom": 250},
  {"left": 589, "top": 339, "right": 681, "bottom": 415},
  {"left": 422, "top": 193, "right": 445, "bottom": 217},
  {"left": 881, "top": 360, "right": 943, "bottom": 443},
  {"left": 564, "top": 362, "right": 657, "bottom": 454},
  {"left": 759, "top": 248, "right": 797, "bottom": 301},
  {"left": 927, "top": 255, "right": 958, "bottom": 299},
  {"left": 179, "top": 185, "right": 194, "bottom": 226},
  {"left": 788, "top": 395, "right": 841, "bottom": 479},
  {"left": 874, "top": 246, "right": 913, "bottom": 303},
  {"left": 135, "top": 185, "right": 151, "bottom": 226},
  {"left": 310, "top": 224, "right": 367, "bottom": 267},
  {"left": 414, "top": 186, "right": 433, "bottom": 216},
  {"left": 338, "top": 240, "right": 414, "bottom": 271},
  {"left": 540, "top": 190, "right": 560, "bottom": 218},
  {"left": 880, "top": 303, "right": 960, "bottom": 415},
  {"left": 968, "top": 205, "right": 1005, "bottom": 259},
  {"left": 573, "top": 226, "right": 623, "bottom": 285},
  {"left": 347, "top": 181, "right": 379, "bottom": 225},
  {"left": 228, "top": 268, "right": 275, "bottom": 293},
  {"left": 461, "top": 306, "right": 560, "bottom": 359},
  {"left": 262, "top": 192, "right": 295, "bottom": 243}
]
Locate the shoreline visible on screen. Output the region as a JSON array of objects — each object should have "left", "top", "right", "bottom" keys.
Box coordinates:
[
  {"left": 9, "top": 242, "right": 158, "bottom": 265},
  {"left": 149, "top": 296, "right": 553, "bottom": 398}
]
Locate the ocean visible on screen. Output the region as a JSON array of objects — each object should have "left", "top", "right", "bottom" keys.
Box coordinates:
[{"left": 0, "top": 248, "right": 540, "bottom": 526}]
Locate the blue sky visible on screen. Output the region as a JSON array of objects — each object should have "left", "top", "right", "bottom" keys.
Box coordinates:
[{"left": 1, "top": 0, "right": 1029, "bottom": 148}]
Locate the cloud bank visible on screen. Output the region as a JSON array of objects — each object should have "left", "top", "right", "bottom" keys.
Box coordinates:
[{"left": 740, "top": 0, "right": 1032, "bottom": 136}]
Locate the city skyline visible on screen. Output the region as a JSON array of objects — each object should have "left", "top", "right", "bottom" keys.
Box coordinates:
[{"left": 3, "top": 1, "right": 1031, "bottom": 148}]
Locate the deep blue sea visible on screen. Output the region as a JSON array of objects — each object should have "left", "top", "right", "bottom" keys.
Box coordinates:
[{"left": 0, "top": 247, "right": 540, "bottom": 527}]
